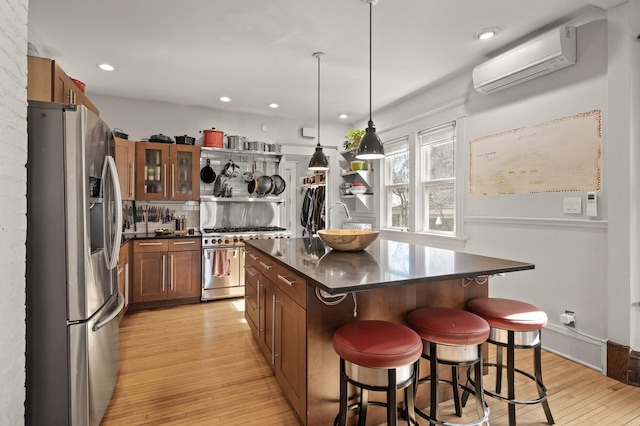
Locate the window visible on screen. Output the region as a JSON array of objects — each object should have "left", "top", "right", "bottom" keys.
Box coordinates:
[
  {"left": 384, "top": 138, "right": 409, "bottom": 229},
  {"left": 420, "top": 122, "right": 456, "bottom": 234}
]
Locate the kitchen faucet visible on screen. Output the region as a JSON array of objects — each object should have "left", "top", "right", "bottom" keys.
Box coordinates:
[{"left": 329, "top": 202, "right": 351, "bottom": 229}]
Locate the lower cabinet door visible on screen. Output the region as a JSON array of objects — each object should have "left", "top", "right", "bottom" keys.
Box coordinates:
[
  {"left": 259, "top": 278, "right": 276, "bottom": 367},
  {"left": 275, "top": 288, "right": 307, "bottom": 421},
  {"left": 168, "top": 250, "right": 201, "bottom": 299},
  {"left": 132, "top": 252, "right": 167, "bottom": 302}
]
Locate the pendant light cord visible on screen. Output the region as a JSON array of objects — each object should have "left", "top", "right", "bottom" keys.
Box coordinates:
[
  {"left": 317, "top": 53, "right": 321, "bottom": 147},
  {"left": 369, "top": 1, "right": 373, "bottom": 123}
]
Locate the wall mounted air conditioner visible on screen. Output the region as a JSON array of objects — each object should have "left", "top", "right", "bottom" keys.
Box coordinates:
[{"left": 472, "top": 25, "right": 576, "bottom": 94}]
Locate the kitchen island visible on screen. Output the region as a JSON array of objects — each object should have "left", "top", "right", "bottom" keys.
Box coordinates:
[{"left": 244, "top": 237, "right": 534, "bottom": 425}]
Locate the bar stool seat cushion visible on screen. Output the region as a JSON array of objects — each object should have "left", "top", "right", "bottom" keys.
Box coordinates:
[
  {"left": 467, "top": 297, "right": 547, "bottom": 332},
  {"left": 407, "top": 307, "right": 490, "bottom": 346},
  {"left": 333, "top": 320, "right": 422, "bottom": 369}
]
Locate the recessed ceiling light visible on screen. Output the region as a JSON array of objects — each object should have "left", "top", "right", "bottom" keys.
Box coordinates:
[
  {"left": 98, "top": 63, "right": 115, "bottom": 71},
  {"left": 339, "top": 113, "right": 348, "bottom": 119},
  {"left": 268, "top": 103, "right": 279, "bottom": 109},
  {"left": 474, "top": 27, "right": 500, "bottom": 40},
  {"left": 220, "top": 96, "right": 231, "bottom": 102}
]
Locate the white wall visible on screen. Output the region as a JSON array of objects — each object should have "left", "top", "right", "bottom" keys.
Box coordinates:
[
  {"left": 0, "top": 0, "right": 27, "bottom": 422},
  {"left": 371, "top": 8, "right": 638, "bottom": 371}
]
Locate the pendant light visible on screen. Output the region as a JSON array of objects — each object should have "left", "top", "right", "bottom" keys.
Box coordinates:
[
  {"left": 308, "top": 52, "right": 329, "bottom": 170},
  {"left": 356, "top": 0, "right": 385, "bottom": 160}
]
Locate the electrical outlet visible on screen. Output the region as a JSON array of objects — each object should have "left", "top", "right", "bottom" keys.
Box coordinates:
[{"left": 560, "top": 310, "right": 576, "bottom": 328}]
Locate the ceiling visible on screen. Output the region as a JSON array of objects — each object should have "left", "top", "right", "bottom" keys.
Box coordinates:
[{"left": 27, "top": 0, "right": 618, "bottom": 124}]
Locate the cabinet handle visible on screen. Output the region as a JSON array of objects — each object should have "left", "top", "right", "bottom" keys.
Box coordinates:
[
  {"left": 173, "top": 241, "right": 195, "bottom": 245},
  {"left": 162, "top": 255, "right": 166, "bottom": 292},
  {"left": 271, "top": 294, "right": 277, "bottom": 365},
  {"left": 139, "top": 242, "right": 163, "bottom": 246},
  {"left": 245, "top": 296, "right": 257, "bottom": 312},
  {"left": 246, "top": 268, "right": 257, "bottom": 278},
  {"left": 248, "top": 253, "right": 258, "bottom": 261},
  {"left": 277, "top": 274, "right": 295, "bottom": 286},
  {"left": 117, "top": 265, "right": 124, "bottom": 274},
  {"left": 257, "top": 280, "right": 261, "bottom": 336},
  {"left": 124, "top": 263, "right": 129, "bottom": 306},
  {"left": 171, "top": 164, "right": 175, "bottom": 198},
  {"left": 163, "top": 164, "right": 168, "bottom": 197},
  {"left": 129, "top": 163, "right": 135, "bottom": 197},
  {"left": 170, "top": 255, "right": 174, "bottom": 291},
  {"left": 259, "top": 261, "right": 272, "bottom": 270}
]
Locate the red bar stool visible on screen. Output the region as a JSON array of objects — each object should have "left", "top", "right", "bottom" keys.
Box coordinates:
[
  {"left": 406, "top": 307, "right": 491, "bottom": 426},
  {"left": 465, "top": 297, "right": 554, "bottom": 425},
  {"left": 332, "top": 320, "right": 423, "bottom": 426}
]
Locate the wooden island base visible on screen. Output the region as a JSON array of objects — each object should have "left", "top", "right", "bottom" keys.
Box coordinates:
[
  {"left": 306, "top": 278, "right": 487, "bottom": 425},
  {"left": 244, "top": 237, "right": 533, "bottom": 425}
]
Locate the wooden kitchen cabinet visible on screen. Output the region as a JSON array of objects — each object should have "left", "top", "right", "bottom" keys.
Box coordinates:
[
  {"left": 114, "top": 137, "right": 136, "bottom": 200},
  {"left": 27, "top": 56, "right": 99, "bottom": 116},
  {"left": 245, "top": 245, "right": 307, "bottom": 423},
  {"left": 135, "top": 142, "right": 200, "bottom": 201},
  {"left": 132, "top": 238, "right": 201, "bottom": 303},
  {"left": 117, "top": 241, "right": 131, "bottom": 322},
  {"left": 274, "top": 286, "right": 307, "bottom": 422}
]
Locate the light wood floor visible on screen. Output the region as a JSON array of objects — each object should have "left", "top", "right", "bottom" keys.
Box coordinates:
[{"left": 102, "top": 300, "right": 640, "bottom": 426}]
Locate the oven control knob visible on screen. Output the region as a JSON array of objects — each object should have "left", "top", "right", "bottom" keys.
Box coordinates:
[
  {"left": 239, "top": 238, "right": 244, "bottom": 243},
  {"left": 234, "top": 238, "right": 239, "bottom": 243},
  {"left": 225, "top": 239, "right": 230, "bottom": 244},
  {"left": 217, "top": 239, "right": 222, "bottom": 244}
]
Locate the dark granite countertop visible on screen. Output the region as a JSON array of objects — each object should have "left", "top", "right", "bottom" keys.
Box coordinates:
[
  {"left": 121, "top": 231, "right": 201, "bottom": 245},
  {"left": 246, "top": 237, "right": 534, "bottom": 294}
]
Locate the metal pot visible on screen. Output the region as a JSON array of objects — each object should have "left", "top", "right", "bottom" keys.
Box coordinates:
[
  {"left": 227, "top": 135, "right": 245, "bottom": 150},
  {"left": 149, "top": 133, "right": 173, "bottom": 143},
  {"left": 175, "top": 135, "right": 195, "bottom": 145},
  {"left": 202, "top": 128, "right": 224, "bottom": 148}
]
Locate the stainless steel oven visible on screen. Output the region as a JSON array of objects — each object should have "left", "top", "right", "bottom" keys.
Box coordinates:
[{"left": 201, "top": 227, "right": 291, "bottom": 301}]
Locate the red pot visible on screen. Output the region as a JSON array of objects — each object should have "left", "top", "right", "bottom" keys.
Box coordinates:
[{"left": 202, "top": 128, "right": 224, "bottom": 148}]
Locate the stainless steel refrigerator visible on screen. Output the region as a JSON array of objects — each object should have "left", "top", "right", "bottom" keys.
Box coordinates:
[{"left": 26, "top": 101, "right": 123, "bottom": 426}]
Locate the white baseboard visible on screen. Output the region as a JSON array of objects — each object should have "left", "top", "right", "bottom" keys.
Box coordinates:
[{"left": 542, "top": 322, "right": 607, "bottom": 374}]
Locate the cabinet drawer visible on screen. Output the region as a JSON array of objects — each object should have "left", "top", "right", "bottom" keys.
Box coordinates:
[
  {"left": 276, "top": 266, "right": 307, "bottom": 309},
  {"left": 169, "top": 238, "right": 200, "bottom": 252},
  {"left": 246, "top": 247, "right": 277, "bottom": 283},
  {"left": 245, "top": 269, "right": 259, "bottom": 333},
  {"left": 133, "top": 239, "right": 168, "bottom": 253},
  {"left": 245, "top": 246, "right": 261, "bottom": 268}
]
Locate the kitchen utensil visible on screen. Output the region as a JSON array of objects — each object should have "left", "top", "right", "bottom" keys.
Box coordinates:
[
  {"left": 247, "top": 178, "right": 258, "bottom": 195},
  {"left": 256, "top": 175, "right": 274, "bottom": 197},
  {"left": 222, "top": 160, "right": 239, "bottom": 177},
  {"left": 213, "top": 175, "right": 225, "bottom": 197},
  {"left": 113, "top": 128, "right": 128, "bottom": 139},
  {"left": 200, "top": 159, "right": 216, "bottom": 183},
  {"left": 340, "top": 182, "right": 352, "bottom": 195},
  {"left": 201, "top": 128, "right": 224, "bottom": 148},
  {"left": 349, "top": 183, "right": 367, "bottom": 195},
  {"left": 351, "top": 160, "right": 367, "bottom": 171},
  {"left": 271, "top": 174, "right": 286, "bottom": 196},
  {"left": 227, "top": 135, "right": 245, "bottom": 150},
  {"left": 242, "top": 169, "right": 254, "bottom": 182},
  {"left": 175, "top": 135, "right": 195, "bottom": 145},
  {"left": 149, "top": 133, "right": 173, "bottom": 143}
]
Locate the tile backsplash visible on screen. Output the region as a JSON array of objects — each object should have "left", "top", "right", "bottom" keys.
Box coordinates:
[{"left": 122, "top": 200, "right": 199, "bottom": 234}]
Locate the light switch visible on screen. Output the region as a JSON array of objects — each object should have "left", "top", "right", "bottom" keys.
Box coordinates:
[{"left": 563, "top": 197, "right": 582, "bottom": 214}]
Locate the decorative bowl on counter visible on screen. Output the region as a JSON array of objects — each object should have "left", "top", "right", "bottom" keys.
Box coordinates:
[{"left": 317, "top": 229, "right": 380, "bottom": 252}]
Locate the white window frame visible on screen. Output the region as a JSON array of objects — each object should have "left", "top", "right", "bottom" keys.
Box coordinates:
[
  {"left": 419, "top": 122, "right": 457, "bottom": 235},
  {"left": 379, "top": 112, "right": 467, "bottom": 246},
  {"left": 383, "top": 137, "right": 409, "bottom": 230}
]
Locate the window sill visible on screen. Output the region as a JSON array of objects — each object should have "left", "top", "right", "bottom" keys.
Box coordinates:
[{"left": 379, "top": 228, "right": 468, "bottom": 250}]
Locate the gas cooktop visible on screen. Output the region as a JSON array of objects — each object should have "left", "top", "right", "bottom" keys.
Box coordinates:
[{"left": 202, "top": 226, "right": 287, "bottom": 234}]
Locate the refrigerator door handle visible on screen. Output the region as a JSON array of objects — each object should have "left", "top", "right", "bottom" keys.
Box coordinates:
[
  {"left": 102, "top": 156, "right": 123, "bottom": 270},
  {"left": 93, "top": 292, "right": 124, "bottom": 332}
]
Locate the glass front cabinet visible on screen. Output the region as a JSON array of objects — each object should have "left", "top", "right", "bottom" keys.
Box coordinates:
[{"left": 136, "top": 142, "right": 200, "bottom": 201}]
